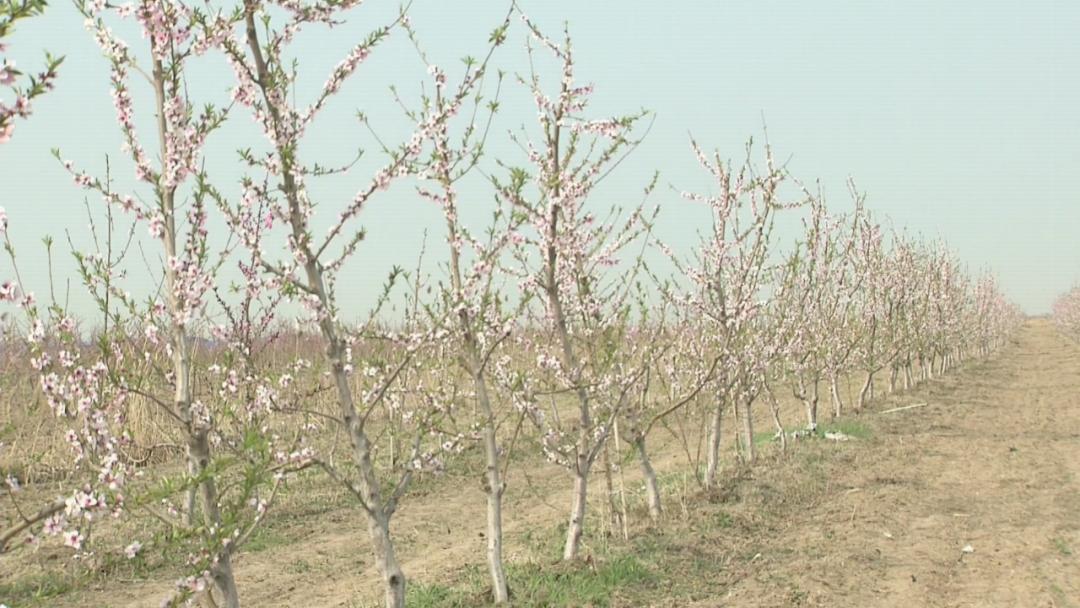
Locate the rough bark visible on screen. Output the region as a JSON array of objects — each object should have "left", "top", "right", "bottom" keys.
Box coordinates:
[
  {"left": 313, "top": 268, "right": 406, "bottom": 608},
  {"left": 188, "top": 434, "right": 240, "bottom": 608},
  {"left": 634, "top": 434, "right": 662, "bottom": 521},
  {"left": 738, "top": 398, "right": 755, "bottom": 462},
  {"left": 856, "top": 371, "right": 874, "bottom": 411},
  {"left": 704, "top": 397, "right": 724, "bottom": 489},
  {"left": 765, "top": 386, "right": 787, "bottom": 452},
  {"left": 829, "top": 372, "right": 844, "bottom": 418},
  {"left": 563, "top": 463, "right": 590, "bottom": 560},
  {"left": 600, "top": 445, "right": 626, "bottom": 540},
  {"left": 804, "top": 378, "right": 820, "bottom": 431},
  {"left": 476, "top": 375, "right": 508, "bottom": 603}
]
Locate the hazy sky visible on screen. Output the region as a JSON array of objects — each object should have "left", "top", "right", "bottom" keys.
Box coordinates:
[{"left": 1, "top": 0, "right": 1077, "bottom": 317}]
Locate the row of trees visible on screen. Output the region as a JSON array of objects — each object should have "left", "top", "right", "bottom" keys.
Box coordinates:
[
  {"left": 1053, "top": 286, "right": 1080, "bottom": 338},
  {"left": 1, "top": 1, "right": 1020, "bottom": 607}
]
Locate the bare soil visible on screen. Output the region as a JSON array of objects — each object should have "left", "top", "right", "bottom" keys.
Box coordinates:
[
  {"left": 702, "top": 318, "right": 1080, "bottom": 607},
  {"left": 4, "top": 319, "right": 1078, "bottom": 607}
]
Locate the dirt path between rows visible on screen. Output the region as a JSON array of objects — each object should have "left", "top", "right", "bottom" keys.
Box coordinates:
[
  {"left": 718, "top": 319, "right": 1080, "bottom": 607},
  {"left": 26, "top": 319, "right": 1080, "bottom": 607}
]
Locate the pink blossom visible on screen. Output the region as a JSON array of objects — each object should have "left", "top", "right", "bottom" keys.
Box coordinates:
[
  {"left": 43, "top": 514, "right": 64, "bottom": 536},
  {"left": 0, "top": 280, "right": 17, "bottom": 302},
  {"left": 63, "top": 530, "right": 83, "bottom": 550},
  {"left": 147, "top": 214, "right": 165, "bottom": 239},
  {"left": 0, "top": 61, "right": 15, "bottom": 86}
]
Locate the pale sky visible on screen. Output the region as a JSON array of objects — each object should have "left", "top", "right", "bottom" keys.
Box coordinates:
[{"left": 1, "top": 0, "right": 1077, "bottom": 317}]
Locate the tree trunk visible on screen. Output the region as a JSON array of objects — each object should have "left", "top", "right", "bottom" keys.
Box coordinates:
[
  {"left": 474, "top": 375, "right": 508, "bottom": 603},
  {"left": 766, "top": 388, "right": 787, "bottom": 452},
  {"left": 704, "top": 399, "right": 724, "bottom": 489},
  {"left": 738, "top": 398, "right": 755, "bottom": 462},
  {"left": 367, "top": 510, "right": 405, "bottom": 608},
  {"left": 611, "top": 421, "right": 630, "bottom": 540},
  {"left": 804, "top": 379, "right": 820, "bottom": 431},
  {"left": 563, "top": 461, "right": 590, "bottom": 560},
  {"left": 601, "top": 445, "right": 625, "bottom": 539},
  {"left": 310, "top": 263, "right": 407, "bottom": 608},
  {"left": 342, "top": 414, "right": 406, "bottom": 608},
  {"left": 188, "top": 434, "right": 240, "bottom": 608},
  {"left": 484, "top": 474, "right": 508, "bottom": 603},
  {"left": 830, "top": 372, "right": 844, "bottom": 418},
  {"left": 634, "top": 435, "right": 662, "bottom": 522},
  {"left": 888, "top": 364, "right": 898, "bottom": 393},
  {"left": 343, "top": 392, "right": 406, "bottom": 608},
  {"left": 184, "top": 461, "right": 197, "bottom": 527},
  {"left": 856, "top": 371, "right": 874, "bottom": 411}
]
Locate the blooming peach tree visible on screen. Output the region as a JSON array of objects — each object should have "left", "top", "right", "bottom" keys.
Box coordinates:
[
  {"left": 2, "top": 1, "right": 321, "bottom": 606},
  {"left": 205, "top": 0, "right": 512, "bottom": 604},
  {"left": 495, "top": 14, "right": 659, "bottom": 560},
  {"left": 666, "top": 138, "right": 798, "bottom": 483}
]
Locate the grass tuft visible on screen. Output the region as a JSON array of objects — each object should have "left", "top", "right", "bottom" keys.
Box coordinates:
[
  {"left": 407, "top": 581, "right": 464, "bottom": 608},
  {"left": 1053, "top": 537, "right": 1073, "bottom": 556}
]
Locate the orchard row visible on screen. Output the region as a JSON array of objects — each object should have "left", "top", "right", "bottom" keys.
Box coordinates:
[{"left": 0, "top": 1, "right": 1021, "bottom": 607}]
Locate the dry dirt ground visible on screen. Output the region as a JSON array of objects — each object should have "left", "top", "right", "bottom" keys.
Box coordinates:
[
  {"left": 4, "top": 318, "right": 1079, "bottom": 607},
  {"left": 710, "top": 318, "right": 1080, "bottom": 608}
]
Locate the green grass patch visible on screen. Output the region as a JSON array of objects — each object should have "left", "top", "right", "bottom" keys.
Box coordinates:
[
  {"left": 407, "top": 581, "right": 465, "bottom": 608},
  {"left": 1054, "top": 537, "right": 1073, "bottom": 556},
  {"left": 520, "top": 522, "right": 570, "bottom": 562},
  {"left": 754, "top": 431, "right": 779, "bottom": 446},
  {"left": 405, "top": 554, "right": 654, "bottom": 608},
  {"left": 1049, "top": 583, "right": 1076, "bottom": 608},
  {"left": 505, "top": 555, "right": 653, "bottom": 607},
  {"left": 715, "top": 509, "right": 735, "bottom": 529},
  {"left": 0, "top": 571, "right": 78, "bottom": 606},
  {"left": 817, "top": 419, "right": 872, "bottom": 439}
]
